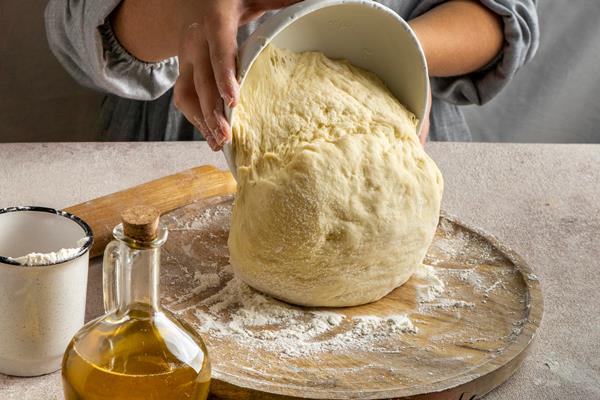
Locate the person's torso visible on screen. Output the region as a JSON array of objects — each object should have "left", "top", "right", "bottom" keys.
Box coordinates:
[{"left": 100, "top": 0, "right": 471, "bottom": 142}]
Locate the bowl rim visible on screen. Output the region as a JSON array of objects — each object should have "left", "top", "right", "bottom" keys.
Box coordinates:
[
  {"left": 0, "top": 206, "right": 93, "bottom": 268},
  {"left": 223, "top": 0, "right": 429, "bottom": 180}
]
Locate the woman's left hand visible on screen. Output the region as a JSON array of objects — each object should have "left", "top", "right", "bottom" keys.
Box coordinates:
[{"left": 419, "top": 85, "right": 432, "bottom": 146}]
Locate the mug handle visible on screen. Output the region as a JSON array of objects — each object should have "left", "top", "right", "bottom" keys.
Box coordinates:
[{"left": 103, "top": 241, "right": 120, "bottom": 313}]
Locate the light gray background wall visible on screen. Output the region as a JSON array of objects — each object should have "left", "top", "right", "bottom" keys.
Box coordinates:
[
  {"left": 0, "top": 1, "right": 103, "bottom": 142},
  {"left": 0, "top": 1, "right": 598, "bottom": 143},
  {"left": 464, "top": 0, "right": 600, "bottom": 143}
]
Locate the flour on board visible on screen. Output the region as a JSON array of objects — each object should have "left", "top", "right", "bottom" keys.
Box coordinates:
[
  {"left": 164, "top": 202, "right": 502, "bottom": 359},
  {"left": 170, "top": 264, "right": 449, "bottom": 358}
]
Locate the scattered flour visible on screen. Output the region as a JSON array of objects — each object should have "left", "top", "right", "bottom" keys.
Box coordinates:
[
  {"left": 169, "top": 272, "right": 223, "bottom": 306},
  {"left": 413, "top": 264, "right": 476, "bottom": 312},
  {"left": 433, "top": 218, "right": 505, "bottom": 267},
  {"left": 431, "top": 218, "right": 468, "bottom": 260},
  {"left": 420, "top": 299, "right": 475, "bottom": 312},
  {"left": 413, "top": 264, "right": 445, "bottom": 302},
  {"left": 8, "top": 237, "right": 88, "bottom": 266},
  {"left": 164, "top": 206, "right": 517, "bottom": 360},
  {"left": 352, "top": 315, "right": 417, "bottom": 336},
  {"left": 171, "top": 205, "right": 232, "bottom": 231},
  {"left": 174, "top": 266, "right": 419, "bottom": 358},
  {"left": 445, "top": 267, "right": 485, "bottom": 291},
  {"left": 167, "top": 262, "right": 487, "bottom": 358},
  {"left": 160, "top": 201, "right": 533, "bottom": 384},
  {"left": 527, "top": 273, "right": 539, "bottom": 281},
  {"left": 193, "top": 271, "right": 221, "bottom": 288}
]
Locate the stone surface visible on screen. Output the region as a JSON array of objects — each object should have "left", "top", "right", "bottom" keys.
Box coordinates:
[{"left": 0, "top": 142, "right": 599, "bottom": 399}]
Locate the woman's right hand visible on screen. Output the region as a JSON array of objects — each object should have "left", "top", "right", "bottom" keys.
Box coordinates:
[
  {"left": 172, "top": 0, "right": 301, "bottom": 150},
  {"left": 419, "top": 85, "right": 432, "bottom": 146},
  {"left": 113, "top": 0, "right": 301, "bottom": 150}
]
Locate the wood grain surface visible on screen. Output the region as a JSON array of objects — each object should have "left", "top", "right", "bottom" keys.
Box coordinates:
[
  {"left": 159, "top": 196, "right": 543, "bottom": 400},
  {"left": 65, "top": 166, "right": 236, "bottom": 257},
  {"left": 62, "top": 166, "right": 542, "bottom": 399}
]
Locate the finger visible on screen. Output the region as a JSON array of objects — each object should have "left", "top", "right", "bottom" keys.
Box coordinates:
[
  {"left": 250, "top": 0, "right": 302, "bottom": 11},
  {"left": 210, "top": 136, "right": 224, "bottom": 151},
  {"left": 207, "top": 13, "right": 239, "bottom": 108},
  {"left": 419, "top": 86, "right": 433, "bottom": 146},
  {"left": 206, "top": 134, "right": 220, "bottom": 151},
  {"left": 419, "top": 118, "right": 430, "bottom": 146},
  {"left": 193, "top": 40, "right": 232, "bottom": 146},
  {"left": 173, "top": 60, "right": 212, "bottom": 142},
  {"left": 179, "top": 23, "right": 221, "bottom": 147},
  {"left": 241, "top": 1, "right": 301, "bottom": 24},
  {"left": 213, "top": 100, "right": 231, "bottom": 146}
]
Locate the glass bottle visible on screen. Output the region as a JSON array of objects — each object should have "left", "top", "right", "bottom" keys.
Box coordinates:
[{"left": 62, "top": 206, "right": 211, "bottom": 400}]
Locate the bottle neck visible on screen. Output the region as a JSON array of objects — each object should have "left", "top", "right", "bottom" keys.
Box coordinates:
[{"left": 116, "top": 243, "right": 161, "bottom": 316}]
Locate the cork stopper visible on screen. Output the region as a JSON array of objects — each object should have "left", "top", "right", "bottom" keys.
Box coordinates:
[{"left": 121, "top": 206, "right": 160, "bottom": 241}]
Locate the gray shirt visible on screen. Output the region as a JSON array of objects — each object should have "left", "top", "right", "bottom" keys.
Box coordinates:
[{"left": 44, "top": 0, "right": 538, "bottom": 142}]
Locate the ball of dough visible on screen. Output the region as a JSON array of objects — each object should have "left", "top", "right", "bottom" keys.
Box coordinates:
[{"left": 228, "top": 45, "right": 443, "bottom": 307}]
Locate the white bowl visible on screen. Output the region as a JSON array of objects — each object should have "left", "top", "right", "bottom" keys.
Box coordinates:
[
  {"left": 223, "top": 0, "right": 429, "bottom": 179},
  {"left": 0, "top": 207, "right": 92, "bottom": 376}
]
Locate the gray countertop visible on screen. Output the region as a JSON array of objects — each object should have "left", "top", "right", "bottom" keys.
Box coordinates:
[{"left": 0, "top": 142, "right": 599, "bottom": 399}]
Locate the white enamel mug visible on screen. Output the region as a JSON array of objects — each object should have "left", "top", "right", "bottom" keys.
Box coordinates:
[
  {"left": 0, "top": 207, "right": 92, "bottom": 376},
  {"left": 223, "top": 0, "right": 429, "bottom": 179}
]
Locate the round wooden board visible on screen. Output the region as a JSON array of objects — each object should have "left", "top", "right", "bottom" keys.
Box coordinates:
[{"left": 160, "top": 195, "right": 542, "bottom": 400}]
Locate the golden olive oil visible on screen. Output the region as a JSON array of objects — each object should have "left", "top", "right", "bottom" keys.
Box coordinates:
[
  {"left": 62, "top": 209, "right": 211, "bottom": 399},
  {"left": 62, "top": 310, "right": 210, "bottom": 400}
]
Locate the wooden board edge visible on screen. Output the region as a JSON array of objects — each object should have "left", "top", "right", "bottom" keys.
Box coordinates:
[
  {"left": 203, "top": 208, "right": 544, "bottom": 400},
  {"left": 65, "top": 166, "right": 237, "bottom": 258}
]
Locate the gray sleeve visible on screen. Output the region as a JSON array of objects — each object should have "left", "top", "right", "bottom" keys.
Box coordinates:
[
  {"left": 409, "top": 0, "right": 539, "bottom": 106},
  {"left": 44, "top": 0, "right": 178, "bottom": 101}
]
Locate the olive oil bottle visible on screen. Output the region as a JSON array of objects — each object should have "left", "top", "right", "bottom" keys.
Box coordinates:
[{"left": 62, "top": 206, "right": 210, "bottom": 400}]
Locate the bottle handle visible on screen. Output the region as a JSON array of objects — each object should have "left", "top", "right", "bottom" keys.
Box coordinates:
[{"left": 103, "top": 240, "right": 120, "bottom": 313}]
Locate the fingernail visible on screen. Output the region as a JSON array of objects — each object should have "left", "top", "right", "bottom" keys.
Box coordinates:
[
  {"left": 214, "top": 134, "right": 225, "bottom": 146},
  {"left": 206, "top": 136, "right": 217, "bottom": 150},
  {"left": 218, "top": 89, "right": 235, "bottom": 108},
  {"left": 225, "top": 91, "right": 237, "bottom": 108},
  {"left": 212, "top": 111, "right": 229, "bottom": 142},
  {"left": 230, "top": 81, "right": 239, "bottom": 107},
  {"left": 213, "top": 127, "right": 227, "bottom": 146},
  {"left": 222, "top": 126, "right": 232, "bottom": 145},
  {"left": 220, "top": 78, "right": 239, "bottom": 108}
]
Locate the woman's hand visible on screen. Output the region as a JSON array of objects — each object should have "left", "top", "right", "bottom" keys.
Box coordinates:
[
  {"left": 112, "top": 0, "right": 301, "bottom": 150},
  {"left": 173, "top": 0, "right": 301, "bottom": 150},
  {"left": 419, "top": 86, "right": 432, "bottom": 146}
]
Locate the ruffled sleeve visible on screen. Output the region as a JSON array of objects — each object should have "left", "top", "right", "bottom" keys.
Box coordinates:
[
  {"left": 409, "top": 0, "right": 539, "bottom": 105},
  {"left": 45, "top": 0, "right": 178, "bottom": 101}
]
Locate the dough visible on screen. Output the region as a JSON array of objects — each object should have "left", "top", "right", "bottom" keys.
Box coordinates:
[{"left": 228, "top": 45, "right": 443, "bottom": 307}]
